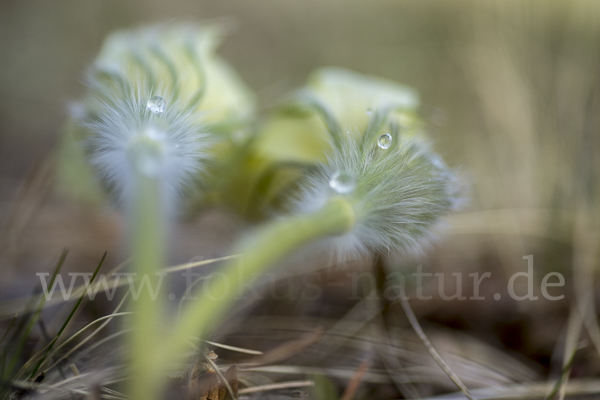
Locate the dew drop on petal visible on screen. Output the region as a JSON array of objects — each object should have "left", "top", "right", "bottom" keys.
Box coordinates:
[
  {"left": 329, "top": 170, "right": 356, "bottom": 194},
  {"left": 146, "top": 95, "right": 166, "bottom": 114},
  {"left": 378, "top": 133, "right": 392, "bottom": 149}
]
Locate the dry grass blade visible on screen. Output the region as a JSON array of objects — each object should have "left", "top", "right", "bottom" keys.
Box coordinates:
[
  {"left": 370, "top": 315, "right": 421, "bottom": 399},
  {"left": 245, "top": 364, "right": 391, "bottom": 385},
  {"left": 45, "top": 294, "right": 131, "bottom": 372},
  {"left": 340, "top": 359, "right": 370, "bottom": 400},
  {"left": 394, "top": 284, "right": 477, "bottom": 400},
  {"left": 544, "top": 304, "right": 582, "bottom": 400},
  {"left": 164, "top": 254, "right": 241, "bottom": 274},
  {"left": 420, "top": 379, "right": 600, "bottom": 400},
  {"left": 203, "top": 351, "right": 237, "bottom": 400},
  {"left": 238, "top": 380, "right": 314, "bottom": 395},
  {"left": 226, "top": 314, "right": 537, "bottom": 390},
  {"left": 0, "top": 254, "right": 237, "bottom": 318},
  {"left": 204, "top": 341, "right": 263, "bottom": 356},
  {"left": 572, "top": 209, "right": 600, "bottom": 357},
  {"left": 244, "top": 327, "right": 324, "bottom": 368},
  {"left": 544, "top": 210, "right": 599, "bottom": 400},
  {"left": 311, "top": 289, "right": 380, "bottom": 366},
  {"left": 0, "top": 254, "right": 121, "bottom": 318}
]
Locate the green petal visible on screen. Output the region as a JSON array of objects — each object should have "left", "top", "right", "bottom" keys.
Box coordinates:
[
  {"left": 308, "top": 67, "right": 420, "bottom": 132},
  {"left": 92, "top": 22, "right": 255, "bottom": 126},
  {"left": 255, "top": 67, "right": 421, "bottom": 164}
]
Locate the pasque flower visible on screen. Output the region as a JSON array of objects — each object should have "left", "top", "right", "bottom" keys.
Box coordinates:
[
  {"left": 66, "top": 23, "right": 254, "bottom": 400},
  {"left": 63, "top": 22, "right": 254, "bottom": 207},
  {"left": 294, "top": 106, "right": 462, "bottom": 259},
  {"left": 255, "top": 67, "right": 421, "bottom": 164},
  {"left": 163, "top": 69, "right": 463, "bottom": 376},
  {"left": 254, "top": 68, "right": 462, "bottom": 258},
  {"left": 82, "top": 86, "right": 209, "bottom": 210}
]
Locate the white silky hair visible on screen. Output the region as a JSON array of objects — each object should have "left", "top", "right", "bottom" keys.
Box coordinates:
[
  {"left": 294, "top": 133, "right": 463, "bottom": 261},
  {"left": 81, "top": 81, "right": 210, "bottom": 213}
]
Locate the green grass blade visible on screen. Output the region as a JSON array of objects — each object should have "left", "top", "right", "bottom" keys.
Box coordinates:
[
  {"left": 0, "top": 313, "right": 18, "bottom": 347},
  {"left": 4, "top": 249, "right": 68, "bottom": 381},
  {"left": 28, "top": 251, "right": 107, "bottom": 379}
]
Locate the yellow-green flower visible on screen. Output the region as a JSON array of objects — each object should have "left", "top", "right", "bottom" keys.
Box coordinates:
[
  {"left": 256, "top": 67, "right": 421, "bottom": 164},
  {"left": 238, "top": 68, "right": 425, "bottom": 220},
  {"left": 58, "top": 22, "right": 255, "bottom": 206},
  {"left": 89, "top": 22, "right": 254, "bottom": 126}
]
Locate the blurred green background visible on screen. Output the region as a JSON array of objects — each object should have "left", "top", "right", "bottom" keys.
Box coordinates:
[{"left": 1, "top": 0, "right": 599, "bottom": 215}]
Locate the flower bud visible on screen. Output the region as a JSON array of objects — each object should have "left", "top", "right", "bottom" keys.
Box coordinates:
[
  {"left": 286, "top": 69, "right": 463, "bottom": 258},
  {"left": 256, "top": 67, "right": 420, "bottom": 164},
  {"left": 64, "top": 23, "right": 254, "bottom": 208}
]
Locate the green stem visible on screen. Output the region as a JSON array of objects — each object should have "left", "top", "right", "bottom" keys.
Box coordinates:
[
  {"left": 129, "top": 171, "right": 165, "bottom": 400},
  {"left": 157, "top": 196, "right": 355, "bottom": 367}
]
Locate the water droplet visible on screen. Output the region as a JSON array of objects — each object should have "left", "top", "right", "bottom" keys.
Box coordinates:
[
  {"left": 329, "top": 170, "right": 356, "bottom": 194},
  {"left": 366, "top": 108, "right": 372, "bottom": 116},
  {"left": 146, "top": 95, "right": 166, "bottom": 114},
  {"left": 378, "top": 133, "right": 392, "bottom": 149}
]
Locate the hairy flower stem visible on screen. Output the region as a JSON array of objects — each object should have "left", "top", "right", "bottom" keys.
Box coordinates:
[
  {"left": 129, "top": 170, "right": 165, "bottom": 400},
  {"left": 155, "top": 196, "right": 355, "bottom": 372}
]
